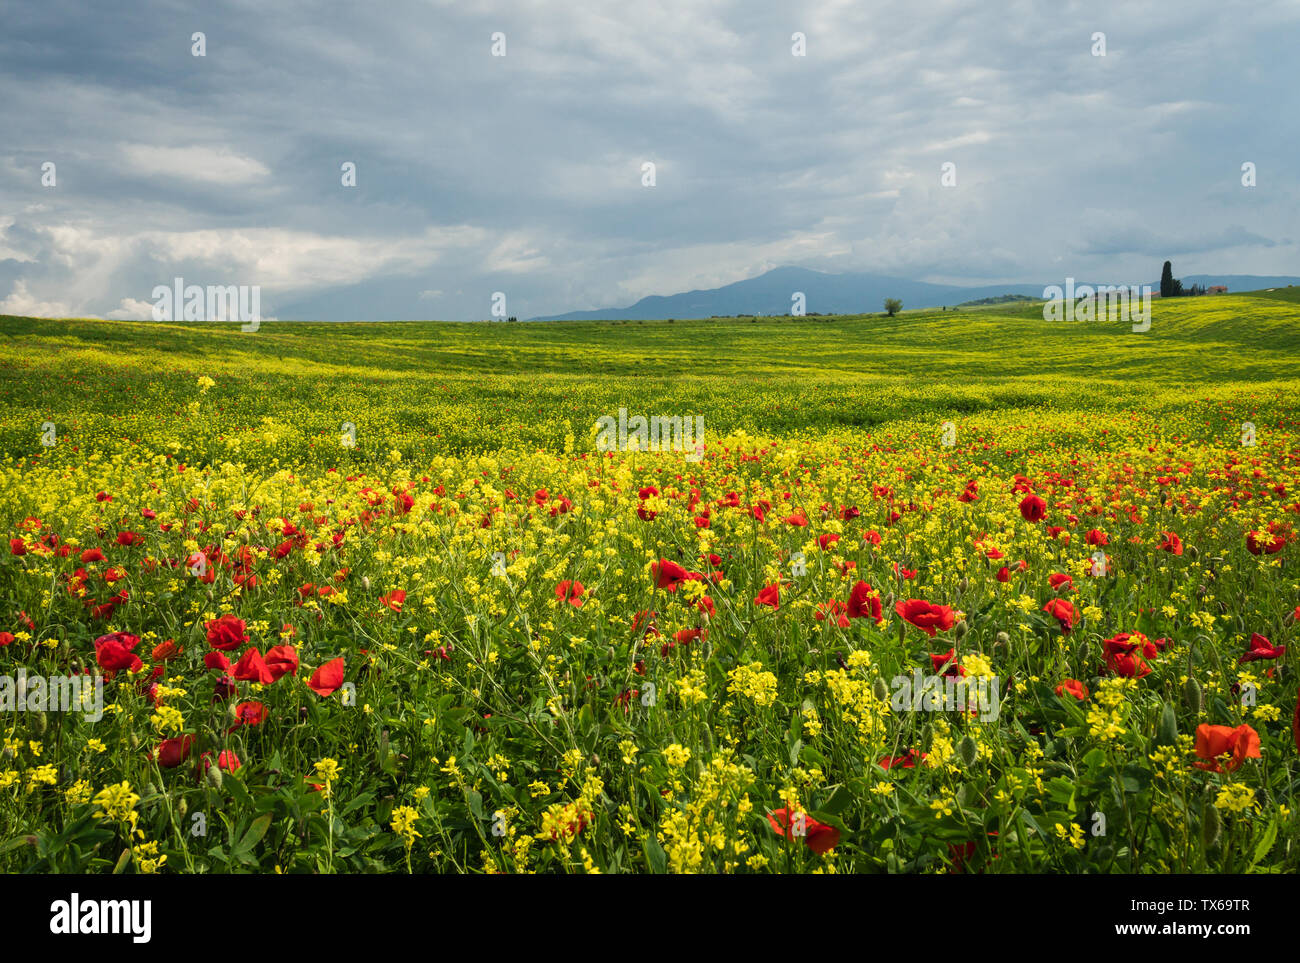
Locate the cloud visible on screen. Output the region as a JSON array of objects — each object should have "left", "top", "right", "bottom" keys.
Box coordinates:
[
  {"left": 0, "top": 279, "right": 71, "bottom": 317},
  {"left": 118, "top": 144, "right": 271, "bottom": 185},
  {"left": 0, "top": 0, "right": 1297, "bottom": 319}
]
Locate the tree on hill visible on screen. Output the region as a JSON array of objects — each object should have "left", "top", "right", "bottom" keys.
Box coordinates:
[
  {"left": 1160, "top": 261, "right": 1184, "bottom": 298},
  {"left": 884, "top": 298, "right": 903, "bottom": 316}
]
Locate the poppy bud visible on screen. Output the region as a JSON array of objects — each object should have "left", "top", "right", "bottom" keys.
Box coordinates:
[
  {"left": 177, "top": 797, "right": 188, "bottom": 817},
  {"left": 226, "top": 702, "right": 240, "bottom": 726},
  {"left": 995, "top": 631, "right": 1010, "bottom": 647},
  {"left": 1183, "top": 677, "right": 1203, "bottom": 715},
  {"left": 958, "top": 578, "right": 969, "bottom": 592},
  {"left": 954, "top": 620, "right": 968, "bottom": 640},
  {"left": 362, "top": 576, "right": 371, "bottom": 591},
  {"left": 957, "top": 734, "right": 978, "bottom": 767},
  {"left": 1201, "top": 803, "right": 1221, "bottom": 850},
  {"left": 872, "top": 677, "right": 889, "bottom": 701},
  {"left": 205, "top": 763, "right": 223, "bottom": 790},
  {"left": 1156, "top": 703, "right": 1178, "bottom": 745},
  {"left": 32, "top": 711, "right": 47, "bottom": 736},
  {"left": 129, "top": 732, "right": 140, "bottom": 750}
]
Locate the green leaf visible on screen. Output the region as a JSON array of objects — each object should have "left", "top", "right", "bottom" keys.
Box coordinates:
[
  {"left": 816, "top": 784, "right": 854, "bottom": 817},
  {"left": 233, "top": 813, "right": 272, "bottom": 856},
  {"left": 1248, "top": 818, "right": 1279, "bottom": 870},
  {"left": 644, "top": 837, "right": 668, "bottom": 874},
  {"left": 466, "top": 790, "right": 485, "bottom": 821}
]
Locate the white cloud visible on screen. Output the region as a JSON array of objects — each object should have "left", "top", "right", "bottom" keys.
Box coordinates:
[
  {"left": 119, "top": 144, "right": 271, "bottom": 185},
  {"left": 0, "top": 279, "right": 71, "bottom": 317}
]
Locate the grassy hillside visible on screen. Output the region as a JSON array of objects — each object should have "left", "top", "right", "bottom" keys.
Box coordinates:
[{"left": 2, "top": 294, "right": 1298, "bottom": 465}]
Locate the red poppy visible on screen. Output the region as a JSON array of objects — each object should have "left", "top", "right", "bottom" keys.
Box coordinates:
[
  {"left": 232, "top": 701, "right": 268, "bottom": 727},
  {"left": 1157, "top": 532, "right": 1184, "bottom": 555},
  {"left": 555, "top": 580, "right": 585, "bottom": 608},
  {"left": 1019, "top": 495, "right": 1047, "bottom": 523},
  {"left": 651, "top": 558, "right": 689, "bottom": 591},
  {"left": 232, "top": 647, "right": 274, "bottom": 685},
  {"left": 1055, "top": 679, "right": 1089, "bottom": 700},
  {"left": 1240, "top": 633, "right": 1285, "bottom": 663},
  {"left": 931, "top": 647, "right": 966, "bottom": 677},
  {"left": 754, "top": 583, "right": 781, "bottom": 609},
  {"left": 308, "top": 658, "right": 346, "bottom": 697},
  {"left": 1097, "top": 631, "right": 1152, "bottom": 676},
  {"left": 94, "top": 632, "right": 143, "bottom": 674},
  {"left": 1042, "top": 598, "right": 1076, "bottom": 634},
  {"left": 153, "top": 735, "right": 195, "bottom": 768},
  {"left": 767, "top": 808, "right": 840, "bottom": 854},
  {"left": 1193, "top": 723, "right": 1261, "bottom": 772},
  {"left": 847, "top": 581, "right": 883, "bottom": 623},
  {"left": 1048, "top": 572, "right": 1073, "bottom": 593},
  {"left": 201, "top": 749, "right": 242, "bottom": 772},
  {"left": 264, "top": 645, "right": 299, "bottom": 680},
  {"left": 880, "top": 749, "right": 926, "bottom": 769},
  {"left": 1246, "top": 525, "right": 1287, "bottom": 555},
  {"left": 895, "top": 599, "right": 955, "bottom": 638},
  {"left": 205, "top": 614, "right": 248, "bottom": 651},
  {"left": 379, "top": 589, "right": 406, "bottom": 612},
  {"left": 815, "top": 600, "right": 850, "bottom": 628},
  {"left": 151, "top": 639, "right": 183, "bottom": 662}
]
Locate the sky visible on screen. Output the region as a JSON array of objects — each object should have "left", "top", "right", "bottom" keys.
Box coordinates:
[{"left": 1, "top": 0, "right": 1297, "bottom": 322}]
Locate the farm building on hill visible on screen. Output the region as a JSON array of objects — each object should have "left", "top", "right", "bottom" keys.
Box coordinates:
[{"left": 1209, "top": 285, "right": 1228, "bottom": 294}]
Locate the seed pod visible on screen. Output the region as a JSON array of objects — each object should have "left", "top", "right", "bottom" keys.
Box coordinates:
[
  {"left": 1183, "top": 677, "right": 1203, "bottom": 715},
  {"left": 957, "top": 734, "right": 978, "bottom": 767},
  {"left": 1201, "top": 803, "right": 1221, "bottom": 850},
  {"left": 872, "top": 676, "right": 889, "bottom": 701},
  {"left": 1156, "top": 703, "right": 1178, "bottom": 745}
]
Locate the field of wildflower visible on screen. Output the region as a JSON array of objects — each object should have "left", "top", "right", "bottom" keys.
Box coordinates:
[{"left": 2, "top": 294, "right": 1299, "bottom": 874}]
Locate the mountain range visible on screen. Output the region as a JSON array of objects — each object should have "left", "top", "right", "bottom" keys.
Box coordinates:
[{"left": 527, "top": 268, "right": 1300, "bottom": 321}]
